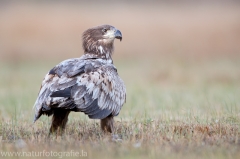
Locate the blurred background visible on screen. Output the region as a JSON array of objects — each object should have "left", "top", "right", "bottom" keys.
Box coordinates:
[
  {"left": 0, "top": 1, "right": 240, "bottom": 121},
  {"left": 1, "top": 1, "right": 240, "bottom": 61}
]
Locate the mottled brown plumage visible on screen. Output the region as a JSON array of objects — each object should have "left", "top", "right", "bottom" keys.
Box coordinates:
[{"left": 34, "top": 25, "right": 126, "bottom": 134}]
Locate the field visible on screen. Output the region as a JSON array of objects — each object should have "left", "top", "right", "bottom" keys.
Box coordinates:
[{"left": 0, "top": 2, "right": 240, "bottom": 159}]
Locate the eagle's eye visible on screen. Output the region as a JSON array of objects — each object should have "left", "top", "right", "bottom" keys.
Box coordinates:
[{"left": 102, "top": 28, "right": 108, "bottom": 33}]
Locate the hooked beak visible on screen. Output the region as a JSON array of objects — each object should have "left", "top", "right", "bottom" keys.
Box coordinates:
[{"left": 115, "top": 29, "right": 122, "bottom": 41}]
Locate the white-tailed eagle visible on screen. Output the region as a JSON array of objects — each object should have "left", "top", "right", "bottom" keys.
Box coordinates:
[{"left": 34, "top": 25, "right": 126, "bottom": 134}]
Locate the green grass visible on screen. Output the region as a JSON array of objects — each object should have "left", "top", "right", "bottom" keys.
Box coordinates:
[{"left": 0, "top": 57, "right": 240, "bottom": 159}]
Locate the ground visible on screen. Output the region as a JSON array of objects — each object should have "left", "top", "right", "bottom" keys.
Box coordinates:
[{"left": 0, "top": 2, "right": 240, "bottom": 159}]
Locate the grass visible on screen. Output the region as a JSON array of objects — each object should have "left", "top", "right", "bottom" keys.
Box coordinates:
[{"left": 0, "top": 57, "right": 240, "bottom": 159}]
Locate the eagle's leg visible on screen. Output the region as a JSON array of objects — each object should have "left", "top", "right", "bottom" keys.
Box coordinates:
[
  {"left": 100, "top": 115, "right": 114, "bottom": 133},
  {"left": 49, "top": 109, "right": 70, "bottom": 135}
]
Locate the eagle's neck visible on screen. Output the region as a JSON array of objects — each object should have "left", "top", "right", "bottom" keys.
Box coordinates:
[{"left": 83, "top": 40, "right": 114, "bottom": 63}]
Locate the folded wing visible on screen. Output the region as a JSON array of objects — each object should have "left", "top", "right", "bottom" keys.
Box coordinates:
[{"left": 34, "top": 58, "right": 126, "bottom": 121}]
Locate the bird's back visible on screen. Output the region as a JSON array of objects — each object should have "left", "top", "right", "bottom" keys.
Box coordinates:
[{"left": 34, "top": 54, "right": 126, "bottom": 122}]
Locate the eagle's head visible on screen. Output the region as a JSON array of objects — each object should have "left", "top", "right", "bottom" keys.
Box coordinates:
[{"left": 82, "top": 25, "right": 122, "bottom": 59}]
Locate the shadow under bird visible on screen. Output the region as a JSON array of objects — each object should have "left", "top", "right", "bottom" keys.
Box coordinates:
[{"left": 33, "top": 25, "right": 126, "bottom": 134}]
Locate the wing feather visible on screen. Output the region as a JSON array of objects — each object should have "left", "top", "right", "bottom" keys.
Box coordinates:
[{"left": 34, "top": 57, "right": 126, "bottom": 121}]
